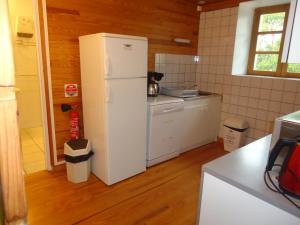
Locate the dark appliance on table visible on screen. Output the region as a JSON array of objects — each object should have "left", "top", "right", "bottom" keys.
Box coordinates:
[
  {"left": 265, "top": 111, "right": 300, "bottom": 210},
  {"left": 147, "top": 72, "right": 164, "bottom": 97},
  {"left": 266, "top": 139, "right": 300, "bottom": 200}
]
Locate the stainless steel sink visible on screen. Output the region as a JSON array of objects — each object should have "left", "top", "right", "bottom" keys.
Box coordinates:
[
  {"left": 161, "top": 87, "right": 215, "bottom": 98},
  {"left": 160, "top": 87, "right": 198, "bottom": 97}
]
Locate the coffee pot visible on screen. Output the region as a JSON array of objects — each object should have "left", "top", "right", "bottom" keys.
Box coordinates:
[{"left": 147, "top": 72, "right": 164, "bottom": 97}]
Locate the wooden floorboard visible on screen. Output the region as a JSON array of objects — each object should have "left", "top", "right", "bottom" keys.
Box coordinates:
[{"left": 25, "top": 142, "right": 226, "bottom": 225}]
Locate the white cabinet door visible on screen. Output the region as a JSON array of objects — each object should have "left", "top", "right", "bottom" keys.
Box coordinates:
[
  {"left": 198, "top": 173, "right": 300, "bottom": 225},
  {"left": 181, "top": 96, "right": 221, "bottom": 153},
  {"left": 282, "top": 0, "right": 300, "bottom": 63},
  {"left": 182, "top": 100, "right": 209, "bottom": 152}
]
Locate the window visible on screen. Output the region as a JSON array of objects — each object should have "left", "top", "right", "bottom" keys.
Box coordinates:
[{"left": 247, "top": 4, "right": 300, "bottom": 78}]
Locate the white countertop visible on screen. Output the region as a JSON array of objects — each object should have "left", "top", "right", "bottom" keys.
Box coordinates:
[
  {"left": 147, "top": 95, "right": 183, "bottom": 106},
  {"left": 203, "top": 135, "right": 300, "bottom": 218}
]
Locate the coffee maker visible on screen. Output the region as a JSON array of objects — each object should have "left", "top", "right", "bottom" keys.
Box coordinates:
[{"left": 147, "top": 72, "right": 164, "bottom": 97}]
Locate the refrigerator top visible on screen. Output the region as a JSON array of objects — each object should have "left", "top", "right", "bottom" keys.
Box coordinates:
[{"left": 79, "top": 33, "right": 147, "bottom": 41}]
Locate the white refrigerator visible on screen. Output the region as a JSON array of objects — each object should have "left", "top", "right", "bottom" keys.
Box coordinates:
[{"left": 79, "top": 33, "right": 148, "bottom": 185}]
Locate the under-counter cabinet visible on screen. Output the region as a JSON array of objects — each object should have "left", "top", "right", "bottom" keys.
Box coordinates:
[
  {"left": 283, "top": 0, "right": 300, "bottom": 63},
  {"left": 181, "top": 95, "right": 221, "bottom": 153},
  {"left": 198, "top": 136, "right": 300, "bottom": 225}
]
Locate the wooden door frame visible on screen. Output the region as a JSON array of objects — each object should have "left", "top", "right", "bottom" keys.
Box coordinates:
[{"left": 32, "top": 0, "right": 57, "bottom": 168}]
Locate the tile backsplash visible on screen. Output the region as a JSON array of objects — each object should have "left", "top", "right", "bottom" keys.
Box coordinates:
[
  {"left": 155, "top": 53, "right": 198, "bottom": 89},
  {"left": 197, "top": 7, "right": 300, "bottom": 144}
]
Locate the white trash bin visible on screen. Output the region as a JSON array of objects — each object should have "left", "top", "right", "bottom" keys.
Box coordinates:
[
  {"left": 223, "top": 118, "right": 248, "bottom": 152},
  {"left": 64, "top": 139, "right": 93, "bottom": 183}
]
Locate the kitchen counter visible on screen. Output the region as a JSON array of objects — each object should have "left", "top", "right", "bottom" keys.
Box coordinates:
[
  {"left": 198, "top": 135, "right": 300, "bottom": 225},
  {"left": 147, "top": 95, "right": 184, "bottom": 105},
  {"left": 181, "top": 93, "right": 221, "bottom": 101}
]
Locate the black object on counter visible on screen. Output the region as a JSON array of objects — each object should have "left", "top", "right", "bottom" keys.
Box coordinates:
[
  {"left": 147, "top": 71, "right": 164, "bottom": 83},
  {"left": 147, "top": 72, "right": 164, "bottom": 97}
]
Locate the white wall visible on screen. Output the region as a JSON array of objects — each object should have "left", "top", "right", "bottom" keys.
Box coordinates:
[
  {"left": 8, "top": 0, "right": 42, "bottom": 128},
  {"left": 197, "top": 7, "right": 300, "bottom": 144}
]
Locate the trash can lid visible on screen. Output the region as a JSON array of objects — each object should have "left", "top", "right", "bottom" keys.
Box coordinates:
[
  {"left": 67, "top": 139, "right": 89, "bottom": 150},
  {"left": 224, "top": 117, "right": 248, "bottom": 130},
  {"left": 64, "top": 139, "right": 91, "bottom": 157}
]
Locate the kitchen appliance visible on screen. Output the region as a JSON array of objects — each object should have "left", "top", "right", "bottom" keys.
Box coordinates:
[
  {"left": 147, "top": 72, "right": 163, "bottom": 97},
  {"left": 147, "top": 83, "right": 159, "bottom": 96},
  {"left": 266, "top": 139, "right": 300, "bottom": 199},
  {"left": 79, "top": 33, "right": 148, "bottom": 185},
  {"left": 271, "top": 111, "right": 300, "bottom": 150},
  {"left": 147, "top": 95, "right": 184, "bottom": 166}
]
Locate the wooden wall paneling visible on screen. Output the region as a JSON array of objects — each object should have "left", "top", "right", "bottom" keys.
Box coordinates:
[{"left": 45, "top": 0, "right": 200, "bottom": 161}]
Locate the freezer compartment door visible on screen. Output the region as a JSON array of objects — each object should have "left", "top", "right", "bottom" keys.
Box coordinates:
[
  {"left": 105, "top": 78, "right": 147, "bottom": 184},
  {"left": 103, "top": 37, "right": 147, "bottom": 78}
]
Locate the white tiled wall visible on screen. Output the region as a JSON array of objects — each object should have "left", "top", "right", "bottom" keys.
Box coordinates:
[
  {"left": 197, "top": 7, "right": 300, "bottom": 144},
  {"left": 155, "top": 53, "right": 198, "bottom": 88}
]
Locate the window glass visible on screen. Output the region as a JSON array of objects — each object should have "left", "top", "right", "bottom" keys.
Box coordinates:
[
  {"left": 256, "top": 34, "right": 282, "bottom": 51},
  {"left": 288, "top": 64, "right": 300, "bottom": 73},
  {"left": 258, "top": 12, "right": 285, "bottom": 32},
  {"left": 254, "top": 54, "right": 278, "bottom": 72}
]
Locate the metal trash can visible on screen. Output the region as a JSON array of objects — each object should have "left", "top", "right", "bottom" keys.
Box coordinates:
[
  {"left": 64, "top": 139, "right": 93, "bottom": 183},
  {"left": 223, "top": 118, "right": 248, "bottom": 152}
]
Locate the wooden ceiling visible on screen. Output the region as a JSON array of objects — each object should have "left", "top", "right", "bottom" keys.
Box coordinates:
[
  {"left": 200, "top": 0, "right": 225, "bottom": 4},
  {"left": 198, "top": 0, "right": 246, "bottom": 4}
]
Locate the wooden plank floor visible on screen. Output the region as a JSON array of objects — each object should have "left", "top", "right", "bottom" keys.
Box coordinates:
[{"left": 25, "top": 142, "right": 226, "bottom": 225}]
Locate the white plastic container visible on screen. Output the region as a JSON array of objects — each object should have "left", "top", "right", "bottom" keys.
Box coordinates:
[
  {"left": 64, "top": 139, "right": 93, "bottom": 183},
  {"left": 223, "top": 118, "right": 248, "bottom": 152}
]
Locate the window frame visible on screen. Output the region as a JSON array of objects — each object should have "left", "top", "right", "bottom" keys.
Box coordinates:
[{"left": 247, "top": 4, "right": 300, "bottom": 78}]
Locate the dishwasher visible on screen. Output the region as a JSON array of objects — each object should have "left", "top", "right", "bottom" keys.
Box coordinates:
[{"left": 147, "top": 96, "right": 184, "bottom": 167}]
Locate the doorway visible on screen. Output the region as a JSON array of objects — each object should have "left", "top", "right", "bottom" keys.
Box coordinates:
[{"left": 8, "top": 0, "right": 50, "bottom": 174}]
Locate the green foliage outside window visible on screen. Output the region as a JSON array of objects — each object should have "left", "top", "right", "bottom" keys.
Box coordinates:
[{"left": 259, "top": 12, "right": 285, "bottom": 32}]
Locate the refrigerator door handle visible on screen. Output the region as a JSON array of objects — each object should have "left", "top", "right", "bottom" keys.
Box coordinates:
[
  {"left": 104, "top": 56, "right": 111, "bottom": 76},
  {"left": 105, "top": 82, "right": 111, "bottom": 103}
]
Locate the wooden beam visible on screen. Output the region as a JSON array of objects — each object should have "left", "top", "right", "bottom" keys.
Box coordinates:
[{"left": 202, "top": 0, "right": 252, "bottom": 12}]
